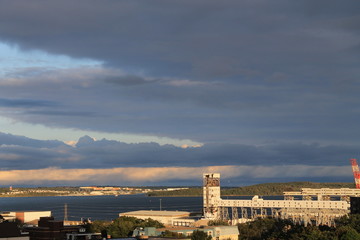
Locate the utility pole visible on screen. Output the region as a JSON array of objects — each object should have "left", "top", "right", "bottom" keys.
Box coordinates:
[{"left": 64, "top": 203, "right": 68, "bottom": 221}]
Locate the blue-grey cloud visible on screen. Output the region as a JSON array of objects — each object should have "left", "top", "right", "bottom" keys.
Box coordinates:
[
  {"left": 25, "top": 110, "right": 96, "bottom": 117},
  {"left": 105, "top": 75, "right": 158, "bottom": 86},
  {"left": 0, "top": 66, "right": 359, "bottom": 145},
  {"left": 0, "top": 0, "right": 359, "bottom": 79},
  {"left": 0, "top": 133, "right": 356, "bottom": 171},
  {"left": 0, "top": 132, "right": 65, "bottom": 148},
  {"left": 0, "top": 98, "right": 56, "bottom": 108},
  {"left": 0, "top": 0, "right": 359, "bottom": 153},
  {"left": 0, "top": 133, "right": 357, "bottom": 185}
]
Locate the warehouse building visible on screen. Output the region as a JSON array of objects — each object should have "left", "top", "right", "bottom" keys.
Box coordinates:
[
  {"left": 0, "top": 211, "right": 51, "bottom": 225},
  {"left": 119, "top": 210, "right": 195, "bottom": 226}
]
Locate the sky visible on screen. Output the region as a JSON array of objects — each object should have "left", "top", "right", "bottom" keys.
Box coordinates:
[{"left": 0, "top": 0, "right": 359, "bottom": 186}]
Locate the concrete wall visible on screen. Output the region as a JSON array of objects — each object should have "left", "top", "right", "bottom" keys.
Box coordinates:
[
  {"left": 0, "top": 237, "right": 29, "bottom": 240},
  {"left": 13, "top": 211, "right": 51, "bottom": 223}
]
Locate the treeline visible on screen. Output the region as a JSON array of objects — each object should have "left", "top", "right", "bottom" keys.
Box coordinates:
[
  {"left": 225, "top": 182, "right": 354, "bottom": 196},
  {"left": 238, "top": 214, "right": 360, "bottom": 240},
  {"left": 86, "top": 216, "right": 164, "bottom": 238},
  {"left": 148, "top": 188, "right": 203, "bottom": 196},
  {"left": 147, "top": 182, "right": 355, "bottom": 197},
  {"left": 86, "top": 215, "right": 360, "bottom": 239}
]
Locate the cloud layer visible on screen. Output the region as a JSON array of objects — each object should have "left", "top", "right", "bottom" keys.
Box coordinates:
[
  {"left": 0, "top": 165, "right": 352, "bottom": 186},
  {"left": 0, "top": 1, "right": 359, "bottom": 145},
  {"left": 0, "top": 1, "right": 359, "bottom": 185},
  {"left": 0, "top": 133, "right": 355, "bottom": 185}
]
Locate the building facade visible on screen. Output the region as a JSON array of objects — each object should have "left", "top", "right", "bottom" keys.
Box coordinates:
[{"left": 120, "top": 210, "right": 193, "bottom": 226}]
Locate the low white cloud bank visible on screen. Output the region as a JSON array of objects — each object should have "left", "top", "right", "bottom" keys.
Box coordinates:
[{"left": 0, "top": 165, "right": 352, "bottom": 185}]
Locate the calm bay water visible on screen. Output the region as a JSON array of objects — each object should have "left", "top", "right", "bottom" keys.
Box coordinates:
[
  {"left": 0, "top": 194, "right": 203, "bottom": 221},
  {"left": 0, "top": 195, "right": 284, "bottom": 221}
]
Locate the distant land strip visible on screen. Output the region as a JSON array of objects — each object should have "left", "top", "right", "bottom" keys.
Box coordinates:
[
  {"left": 147, "top": 182, "right": 355, "bottom": 197},
  {"left": 0, "top": 182, "right": 356, "bottom": 197},
  {"left": 0, "top": 186, "right": 147, "bottom": 198}
]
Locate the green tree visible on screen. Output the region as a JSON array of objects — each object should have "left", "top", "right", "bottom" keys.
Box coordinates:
[
  {"left": 296, "top": 226, "right": 336, "bottom": 240},
  {"left": 237, "top": 218, "right": 336, "bottom": 240},
  {"left": 141, "top": 218, "right": 165, "bottom": 228},
  {"left": 87, "top": 216, "right": 164, "bottom": 238},
  {"left": 110, "top": 217, "right": 140, "bottom": 237},
  {"left": 86, "top": 220, "right": 111, "bottom": 233},
  {"left": 208, "top": 220, "right": 229, "bottom": 226},
  {"left": 336, "top": 214, "right": 360, "bottom": 233},
  {"left": 191, "top": 230, "right": 212, "bottom": 240},
  {"left": 336, "top": 226, "right": 360, "bottom": 240},
  {"left": 238, "top": 218, "right": 291, "bottom": 240}
]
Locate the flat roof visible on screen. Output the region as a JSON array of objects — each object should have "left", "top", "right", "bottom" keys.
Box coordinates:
[
  {"left": 120, "top": 210, "right": 190, "bottom": 217},
  {"left": 157, "top": 227, "right": 197, "bottom": 231}
]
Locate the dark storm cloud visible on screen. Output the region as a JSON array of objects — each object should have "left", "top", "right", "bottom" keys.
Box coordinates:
[
  {"left": 0, "top": 65, "right": 359, "bottom": 145},
  {"left": 0, "top": 0, "right": 360, "bottom": 147},
  {"left": 0, "top": 132, "right": 65, "bottom": 148},
  {"left": 0, "top": 145, "right": 68, "bottom": 170},
  {"left": 0, "top": 0, "right": 359, "bottom": 79},
  {"left": 0, "top": 133, "right": 356, "bottom": 171}
]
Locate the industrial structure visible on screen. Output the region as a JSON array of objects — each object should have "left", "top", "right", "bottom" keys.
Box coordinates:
[
  {"left": 203, "top": 159, "right": 360, "bottom": 227},
  {"left": 120, "top": 210, "right": 196, "bottom": 226},
  {"left": 351, "top": 158, "right": 360, "bottom": 189}
]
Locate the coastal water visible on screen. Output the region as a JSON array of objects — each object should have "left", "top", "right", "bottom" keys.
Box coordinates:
[
  {"left": 0, "top": 194, "right": 203, "bottom": 221},
  {"left": 0, "top": 195, "right": 284, "bottom": 221}
]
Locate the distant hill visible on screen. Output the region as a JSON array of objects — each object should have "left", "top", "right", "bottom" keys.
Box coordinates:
[
  {"left": 223, "top": 182, "right": 355, "bottom": 196},
  {"left": 147, "top": 182, "right": 356, "bottom": 197}
]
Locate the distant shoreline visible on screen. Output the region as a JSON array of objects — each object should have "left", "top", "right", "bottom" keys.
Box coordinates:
[
  {"left": 146, "top": 182, "right": 355, "bottom": 197},
  {"left": 0, "top": 193, "right": 125, "bottom": 198},
  {"left": 1, "top": 182, "right": 354, "bottom": 198}
]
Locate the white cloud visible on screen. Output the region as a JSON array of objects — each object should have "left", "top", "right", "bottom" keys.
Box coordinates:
[{"left": 0, "top": 165, "right": 352, "bottom": 185}]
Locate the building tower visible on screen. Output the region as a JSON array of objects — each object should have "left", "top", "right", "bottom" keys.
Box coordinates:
[
  {"left": 203, "top": 173, "right": 221, "bottom": 219},
  {"left": 351, "top": 158, "right": 360, "bottom": 189}
]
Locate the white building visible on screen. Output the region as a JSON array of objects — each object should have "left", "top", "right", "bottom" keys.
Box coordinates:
[
  {"left": 120, "top": 210, "right": 193, "bottom": 226},
  {"left": 1, "top": 211, "right": 51, "bottom": 225}
]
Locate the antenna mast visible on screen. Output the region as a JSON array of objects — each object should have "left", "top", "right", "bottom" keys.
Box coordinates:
[{"left": 64, "top": 203, "right": 68, "bottom": 221}]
